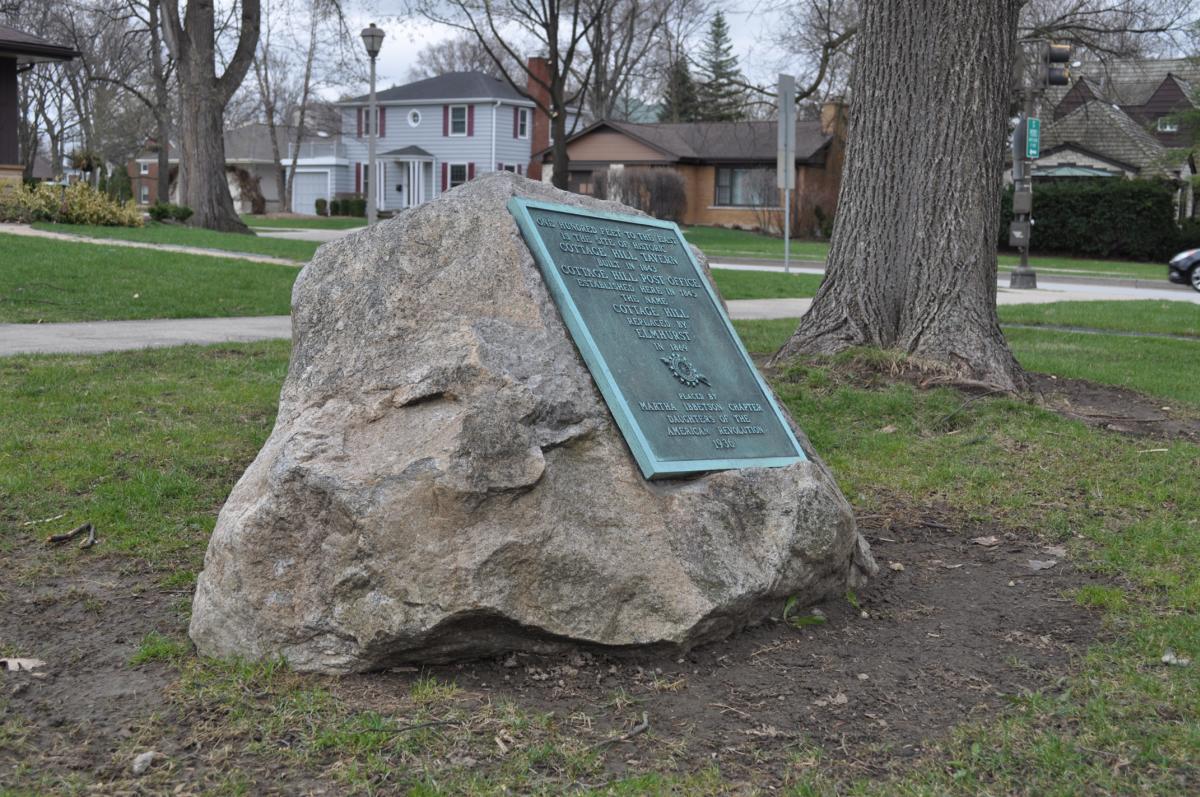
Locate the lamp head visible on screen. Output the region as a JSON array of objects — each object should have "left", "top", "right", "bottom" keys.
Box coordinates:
[{"left": 361, "top": 23, "right": 384, "bottom": 58}]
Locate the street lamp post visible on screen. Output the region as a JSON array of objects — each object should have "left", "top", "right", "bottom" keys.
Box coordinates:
[{"left": 361, "top": 23, "right": 384, "bottom": 225}]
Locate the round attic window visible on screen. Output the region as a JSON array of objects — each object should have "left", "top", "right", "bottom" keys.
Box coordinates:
[{"left": 408, "top": 109, "right": 421, "bottom": 128}]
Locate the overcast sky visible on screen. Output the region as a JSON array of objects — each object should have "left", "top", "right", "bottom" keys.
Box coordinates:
[{"left": 339, "top": 4, "right": 785, "bottom": 98}]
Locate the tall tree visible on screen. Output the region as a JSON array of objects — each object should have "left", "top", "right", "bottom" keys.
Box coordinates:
[
  {"left": 695, "top": 11, "right": 745, "bottom": 121},
  {"left": 160, "top": 0, "right": 261, "bottom": 232},
  {"left": 771, "top": 0, "right": 1027, "bottom": 392},
  {"left": 417, "top": 0, "right": 610, "bottom": 190},
  {"left": 407, "top": 31, "right": 522, "bottom": 81},
  {"left": 658, "top": 56, "right": 699, "bottom": 121},
  {"left": 579, "top": 0, "right": 672, "bottom": 120}
]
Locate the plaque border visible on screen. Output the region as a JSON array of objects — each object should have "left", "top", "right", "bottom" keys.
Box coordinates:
[{"left": 507, "top": 196, "right": 807, "bottom": 479}]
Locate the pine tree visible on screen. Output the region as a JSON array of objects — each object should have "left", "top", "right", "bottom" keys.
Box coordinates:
[
  {"left": 695, "top": 11, "right": 747, "bottom": 121},
  {"left": 659, "top": 57, "right": 700, "bottom": 122}
]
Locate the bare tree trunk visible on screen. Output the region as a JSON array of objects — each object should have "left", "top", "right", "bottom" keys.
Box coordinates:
[
  {"left": 285, "top": 8, "right": 320, "bottom": 214},
  {"left": 551, "top": 99, "right": 568, "bottom": 189},
  {"left": 770, "top": 0, "right": 1028, "bottom": 393},
  {"left": 148, "top": 0, "right": 172, "bottom": 203},
  {"left": 161, "top": 0, "right": 260, "bottom": 233}
]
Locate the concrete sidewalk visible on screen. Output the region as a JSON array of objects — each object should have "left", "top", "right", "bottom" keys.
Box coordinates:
[
  {"left": 0, "top": 223, "right": 303, "bottom": 266},
  {"left": 0, "top": 316, "right": 291, "bottom": 357}
]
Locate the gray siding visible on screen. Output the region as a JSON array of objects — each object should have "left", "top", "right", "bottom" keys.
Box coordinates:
[{"left": 341, "top": 100, "right": 534, "bottom": 197}]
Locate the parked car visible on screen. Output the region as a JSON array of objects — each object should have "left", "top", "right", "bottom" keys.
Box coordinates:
[{"left": 1168, "top": 248, "right": 1200, "bottom": 292}]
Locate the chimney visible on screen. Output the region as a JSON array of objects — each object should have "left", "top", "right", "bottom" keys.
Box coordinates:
[
  {"left": 526, "top": 56, "right": 551, "bottom": 180},
  {"left": 819, "top": 97, "right": 848, "bottom": 138}
]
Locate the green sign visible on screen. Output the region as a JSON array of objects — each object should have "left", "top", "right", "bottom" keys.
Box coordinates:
[
  {"left": 1026, "top": 117, "right": 1041, "bottom": 160},
  {"left": 508, "top": 198, "right": 806, "bottom": 479}
]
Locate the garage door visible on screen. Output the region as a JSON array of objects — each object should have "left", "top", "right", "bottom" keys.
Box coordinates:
[{"left": 291, "top": 171, "right": 329, "bottom": 214}]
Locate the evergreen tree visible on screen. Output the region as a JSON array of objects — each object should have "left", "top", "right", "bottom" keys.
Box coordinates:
[
  {"left": 695, "top": 11, "right": 747, "bottom": 121},
  {"left": 659, "top": 57, "right": 700, "bottom": 123}
]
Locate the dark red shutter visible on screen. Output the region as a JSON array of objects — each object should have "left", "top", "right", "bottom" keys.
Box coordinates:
[
  {"left": 356, "top": 108, "right": 362, "bottom": 138},
  {"left": 513, "top": 107, "right": 519, "bottom": 138},
  {"left": 441, "top": 162, "right": 448, "bottom": 191},
  {"left": 468, "top": 162, "right": 475, "bottom": 181},
  {"left": 442, "top": 105, "right": 449, "bottom": 136},
  {"left": 355, "top": 162, "right": 362, "bottom": 193},
  {"left": 467, "top": 105, "right": 474, "bottom": 137},
  {"left": 378, "top": 107, "right": 385, "bottom": 138}
]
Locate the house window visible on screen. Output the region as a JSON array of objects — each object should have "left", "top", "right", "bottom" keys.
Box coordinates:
[
  {"left": 517, "top": 108, "right": 529, "bottom": 138},
  {"left": 449, "top": 105, "right": 468, "bottom": 136},
  {"left": 714, "top": 166, "right": 776, "bottom": 207},
  {"left": 408, "top": 109, "right": 421, "bottom": 128},
  {"left": 139, "top": 162, "right": 150, "bottom": 175},
  {"left": 363, "top": 164, "right": 370, "bottom": 197},
  {"left": 1157, "top": 118, "right": 1180, "bottom": 133},
  {"left": 500, "top": 163, "right": 517, "bottom": 172},
  {"left": 449, "top": 163, "right": 468, "bottom": 188},
  {"left": 140, "top": 185, "right": 149, "bottom": 203}
]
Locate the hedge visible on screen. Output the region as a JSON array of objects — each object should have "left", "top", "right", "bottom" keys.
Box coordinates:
[
  {"left": 1000, "top": 179, "right": 1182, "bottom": 262},
  {"left": 0, "top": 182, "right": 143, "bottom": 227}
]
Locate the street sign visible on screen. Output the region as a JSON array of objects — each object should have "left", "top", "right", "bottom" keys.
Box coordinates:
[
  {"left": 1025, "top": 117, "right": 1041, "bottom": 160},
  {"left": 776, "top": 74, "right": 796, "bottom": 191}
]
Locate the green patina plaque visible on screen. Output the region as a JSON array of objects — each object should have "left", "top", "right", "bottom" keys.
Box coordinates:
[{"left": 508, "top": 197, "right": 806, "bottom": 479}]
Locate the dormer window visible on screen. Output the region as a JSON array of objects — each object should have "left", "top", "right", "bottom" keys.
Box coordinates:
[{"left": 1157, "top": 118, "right": 1179, "bottom": 133}]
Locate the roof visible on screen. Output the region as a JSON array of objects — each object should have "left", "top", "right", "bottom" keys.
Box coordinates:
[
  {"left": 344, "top": 71, "right": 532, "bottom": 105},
  {"left": 135, "top": 123, "right": 337, "bottom": 163},
  {"left": 0, "top": 23, "right": 79, "bottom": 63},
  {"left": 1040, "top": 100, "right": 1182, "bottom": 176},
  {"left": 548, "top": 119, "right": 833, "bottom": 164},
  {"left": 381, "top": 145, "right": 433, "bottom": 158},
  {"left": 1032, "top": 164, "right": 1120, "bottom": 178},
  {"left": 1048, "top": 58, "right": 1200, "bottom": 109}
]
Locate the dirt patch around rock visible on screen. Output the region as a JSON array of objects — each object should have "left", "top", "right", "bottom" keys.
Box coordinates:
[
  {"left": 1030, "top": 372, "right": 1200, "bottom": 444},
  {"left": 0, "top": 512, "right": 1104, "bottom": 793}
]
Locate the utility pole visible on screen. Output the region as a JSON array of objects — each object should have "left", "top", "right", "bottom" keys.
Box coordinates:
[
  {"left": 777, "top": 73, "right": 796, "bottom": 274},
  {"left": 1009, "top": 41, "right": 1071, "bottom": 290}
]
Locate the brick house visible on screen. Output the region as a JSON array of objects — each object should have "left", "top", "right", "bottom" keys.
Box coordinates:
[{"left": 537, "top": 101, "right": 848, "bottom": 234}]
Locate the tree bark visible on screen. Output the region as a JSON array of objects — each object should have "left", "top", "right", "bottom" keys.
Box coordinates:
[
  {"left": 160, "top": 0, "right": 260, "bottom": 233},
  {"left": 770, "top": 0, "right": 1028, "bottom": 393}
]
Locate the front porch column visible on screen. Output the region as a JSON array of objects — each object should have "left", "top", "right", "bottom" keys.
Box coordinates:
[{"left": 1, "top": 59, "right": 22, "bottom": 183}]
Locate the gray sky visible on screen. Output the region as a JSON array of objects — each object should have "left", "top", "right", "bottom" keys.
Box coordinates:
[{"left": 341, "top": 5, "right": 781, "bottom": 97}]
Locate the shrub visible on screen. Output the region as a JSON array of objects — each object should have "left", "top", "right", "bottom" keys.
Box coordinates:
[
  {"left": 330, "top": 198, "right": 342, "bottom": 216},
  {"left": 1175, "top": 218, "right": 1200, "bottom": 252},
  {"left": 0, "top": 181, "right": 142, "bottom": 227},
  {"left": 147, "top": 202, "right": 193, "bottom": 223},
  {"left": 343, "top": 196, "right": 366, "bottom": 217},
  {"left": 609, "top": 168, "right": 687, "bottom": 222},
  {"left": 315, "top": 197, "right": 327, "bottom": 216},
  {"left": 1000, "top": 179, "right": 1180, "bottom": 262}
]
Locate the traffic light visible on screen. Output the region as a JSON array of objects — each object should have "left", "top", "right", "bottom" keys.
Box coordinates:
[{"left": 1042, "top": 42, "right": 1071, "bottom": 87}]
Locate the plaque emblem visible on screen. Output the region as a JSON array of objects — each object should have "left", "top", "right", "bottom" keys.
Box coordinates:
[{"left": 660, "top": 353, "right": 710, "bottom": 387}]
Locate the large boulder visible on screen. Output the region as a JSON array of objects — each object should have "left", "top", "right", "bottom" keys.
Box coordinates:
[{"left": 189, "top": 173, "right": 876, "bottom": 672}]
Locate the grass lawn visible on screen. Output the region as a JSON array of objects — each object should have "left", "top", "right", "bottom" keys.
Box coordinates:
[
  {"left": 998, "top": 300, "right": 1200, "bottom": 338},
  {"left": 683, "top": 225, "right": 830, "bottom": 261},
  {"left": 33, "top": 221, "right": 321, "bottom": 262},
  {"left": 710, "top": 269, "right": 822, "bottom": 300},
  {"left": 241, "top": 215, "right": 367, "bottom": 230},
  {"left": 1, "top": 337, "right": 1197, "bottom": 793},
  {"left": 0, "top": 233, "right": 297, "bottom": 323},
  {"left": 734, "top": 314, "right": 1200, "bottom": 410},
  {"left": 1005, "top": 327, "right": 1200, "bottom": 409},
  {"left": 685, "top": 225, "right": 1166, "bottom": 281}
]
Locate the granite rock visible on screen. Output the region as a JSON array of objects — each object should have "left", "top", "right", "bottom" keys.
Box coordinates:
[{"left": 189, "top": 173, "right": 876, "bottom": 672}]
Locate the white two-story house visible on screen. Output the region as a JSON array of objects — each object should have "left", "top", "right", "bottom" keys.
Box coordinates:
[{"left": 332, "top": 71, "right": 539, "bottom": 213}]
